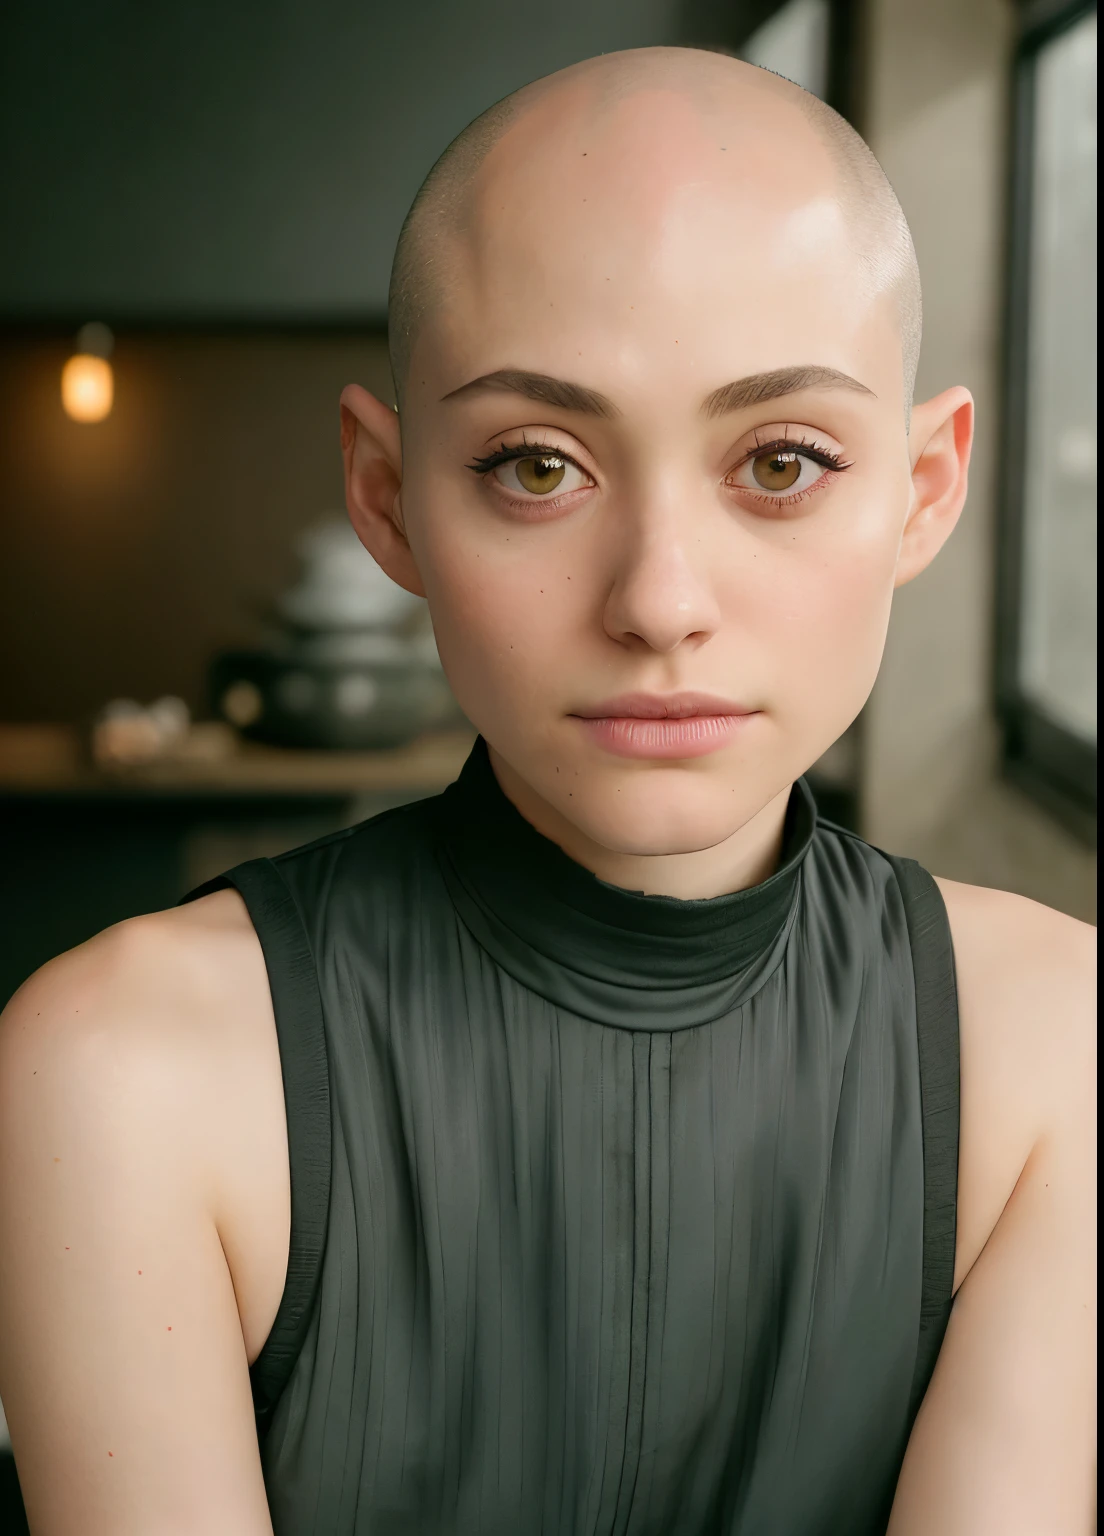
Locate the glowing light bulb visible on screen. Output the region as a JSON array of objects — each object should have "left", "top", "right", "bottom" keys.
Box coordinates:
[
  {"left": 62, "top": 355, "right": 114, "bottom": 422},
  {"left": 62, "top": 322, "right": 115, "bottom": 423}
]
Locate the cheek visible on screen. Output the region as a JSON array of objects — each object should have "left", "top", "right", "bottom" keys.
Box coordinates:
[
  {"left": 733, "top": 492, "right": 903, "bottom": 712},
  {"left": 792, "top": 542, "right": 896, "bottom": 643},
  {"left": 767, "top": 497, "right": 908, "bottom": 697},
  {"left": 408, "top": 508, "right": 581, "bottom": 714}
]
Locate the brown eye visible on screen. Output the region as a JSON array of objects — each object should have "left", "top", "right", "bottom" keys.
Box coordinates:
[
  {"left": 513, "top": 455, "right": 566, "bottom": 494},
  {"left": 751, "top": 449, "right": 801, "bottom": 490},
  {"left": 481, "top": 448, "right": 593, "bottom": 505}
]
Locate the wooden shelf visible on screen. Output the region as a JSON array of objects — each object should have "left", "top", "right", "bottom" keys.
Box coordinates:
[{"left": 0, "top": 723, "right": 476, "bottom": 799}]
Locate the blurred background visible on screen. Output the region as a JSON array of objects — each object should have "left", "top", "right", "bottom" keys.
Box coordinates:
[{"left": 0, "top": 0, "right": 1097, "bottom": 1511}]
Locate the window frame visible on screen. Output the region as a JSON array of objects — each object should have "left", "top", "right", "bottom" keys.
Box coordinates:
[{"left": 995, "top": 0, "right": 1098, "bottom": 843}]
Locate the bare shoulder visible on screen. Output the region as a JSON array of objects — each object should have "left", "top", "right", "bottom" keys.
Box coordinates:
[
  {"left": 3, "top": 894, "right": 258, "bottom": 1194},
  {"left": 934, "top": 876, "right": 1095, "bottom": 1083},
  {"left": 934, "top": 875, "right": 1095, "bottom": 965},
  {"left": 887, "top": 881, "right": 1095, "bottom": 1531},
  {"left": 0, "top": 893, "right": 287, "bottom": 1357},
  {"left": 2, "top": 888, "right": 265, "bottom": 1046},
  {"left": 0, "top": 895, "right": 280, "bottom": 1533},
  {"left": 932, "top": 877, "right": 1096, "bottom": 1293}
]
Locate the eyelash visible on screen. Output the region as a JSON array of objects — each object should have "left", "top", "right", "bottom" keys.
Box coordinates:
[
  {"left": 732, "top": 432, "right": 854, "bottom": 506},
  {"left": 465, "top": 437, "right": 575, "bottom": 476},
  {"left": 465, "top": 433, "right": 854, "bottom": 510}
]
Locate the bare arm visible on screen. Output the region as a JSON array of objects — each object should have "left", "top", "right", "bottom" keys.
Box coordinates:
[
  {"left": 0, "top": 914, "right": 275, "bottom": 1536},
  {"left": 887, "top": 897, "right": 1097, "bottom": 1534}
]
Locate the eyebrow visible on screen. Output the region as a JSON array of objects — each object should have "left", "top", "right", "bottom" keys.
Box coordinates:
[
  {"left": 441, "top": 363, "right": 875, "bottom": 418},
  {"left": 441, "top": 368, "right": 618, "bottom": 417},
  {"left": 700, "top": 365, "right": 876, "bottom": 417}
]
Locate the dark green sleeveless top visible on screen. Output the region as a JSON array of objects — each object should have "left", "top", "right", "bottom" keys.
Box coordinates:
[{"left": 185, "top": 737, "right": 959, "bottom": 1536}]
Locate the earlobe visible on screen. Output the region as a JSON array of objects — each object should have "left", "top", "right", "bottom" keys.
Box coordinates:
[
  {"left": 894, "top": 386, "right": 974, "bottom": 589},
  {"left": 339, "top": 383, "right": 427, "bottom": 599}
]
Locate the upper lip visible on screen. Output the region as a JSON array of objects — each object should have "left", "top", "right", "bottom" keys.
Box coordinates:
[{"left": 571, "top": 692, "right": 756, "bottom": 719}]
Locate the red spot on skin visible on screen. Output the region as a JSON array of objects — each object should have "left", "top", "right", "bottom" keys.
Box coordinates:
[
  {"left": 138, "top": 1270, "right": 142, "bottom": 1275},
  {"left": 167, "top": 1326, "right": 172, "bottom": 1331},
  {"left": 65, "top": 1246, "right": 69, "bottom": 1250},
  {"left": 108, "top": 1452, "right": 113, "bottom": 1457}
]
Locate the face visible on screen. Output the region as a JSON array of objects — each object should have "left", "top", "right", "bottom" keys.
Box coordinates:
[{"left": 348, "top": 82, "right": 971, "bottom": 867}]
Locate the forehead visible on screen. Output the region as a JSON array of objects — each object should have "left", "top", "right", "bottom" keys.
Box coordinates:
[{"left": 423, "top": 86, "right": 901, "bottom": 406}]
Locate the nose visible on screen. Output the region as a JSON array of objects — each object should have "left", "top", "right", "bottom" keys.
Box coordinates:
[{"left": 601, "top": 500, "right": 722, "bottom": 655}]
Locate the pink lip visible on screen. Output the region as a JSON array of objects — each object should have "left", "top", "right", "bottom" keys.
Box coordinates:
[{"left": 569, "top": 693, "right": 759, "bottom": 760}]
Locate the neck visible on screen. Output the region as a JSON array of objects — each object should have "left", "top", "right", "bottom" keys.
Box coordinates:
[{"left": 486, "top": 746, "right": 792, "bottom": 900}]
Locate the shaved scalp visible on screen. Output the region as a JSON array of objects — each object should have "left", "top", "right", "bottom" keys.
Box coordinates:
[{"left": 388, "top": 48, "right": 922, "bottom": 425}]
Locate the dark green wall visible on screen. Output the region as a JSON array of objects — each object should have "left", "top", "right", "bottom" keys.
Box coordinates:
[{"left": 0, "top": 0, "right": 755, "bottom": 321}]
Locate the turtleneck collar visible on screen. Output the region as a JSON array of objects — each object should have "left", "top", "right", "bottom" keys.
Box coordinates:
[{"left": 431, "top": 737, "right": 817, "bottom": 1030}]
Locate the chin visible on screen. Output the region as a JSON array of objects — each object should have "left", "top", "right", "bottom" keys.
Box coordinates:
[{"left": 551, "top": 766, "right": 770, "bottom": 859}]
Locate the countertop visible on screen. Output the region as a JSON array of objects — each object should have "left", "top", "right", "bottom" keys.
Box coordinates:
[{"left": 0, "top": 723, "right": 477, "bottom": 800}]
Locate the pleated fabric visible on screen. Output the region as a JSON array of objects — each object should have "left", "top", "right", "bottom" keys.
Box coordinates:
[{"left": 183, "top": 738, "right": 958, "bottom": 1536}]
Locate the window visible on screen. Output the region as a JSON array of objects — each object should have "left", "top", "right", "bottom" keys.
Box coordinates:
[{"left": 997, "top": 0, "right": 1097, "bottom": 839}]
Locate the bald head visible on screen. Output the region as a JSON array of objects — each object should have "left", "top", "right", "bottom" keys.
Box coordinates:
[{"left": 388, "top": 48, "right": 922, "bottom": 425}]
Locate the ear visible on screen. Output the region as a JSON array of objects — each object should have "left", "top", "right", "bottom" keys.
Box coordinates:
[
  {"left": 339, "top": 382, "right": 426, "bottom": 598},
  {"left": 894, "top": 385, "right": 974, "bottom": 589}
]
